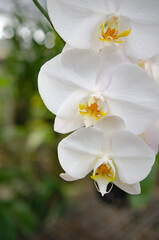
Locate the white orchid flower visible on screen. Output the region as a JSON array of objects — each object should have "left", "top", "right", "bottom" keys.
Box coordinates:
[
  {"left": 38, "top": 48, "right": 159, "bottom": 134},
  {"left": 47, "top": 0, "right": 159, "bottom": 59},
  {"left": 138, "top": 55, "right": 159, "bottom": 149},
  {"left": 58, "top": 116, "right": 155, "bottom": 196}
]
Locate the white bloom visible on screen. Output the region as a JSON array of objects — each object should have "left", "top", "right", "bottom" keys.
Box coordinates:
[
  {"left": 138, "top": 55, "right": 159, "bottom": 150},
  {"left": 47, "top": 0, "right": 159, "bottom": 59},
  {"left": 38, "top": 48, "right": 159, "bottom": 134},
  {"left": 58, "top": 116, "right": 155, "bottom": 196}
]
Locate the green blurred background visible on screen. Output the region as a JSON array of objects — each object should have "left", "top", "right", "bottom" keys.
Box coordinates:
[
  {"left": 0, "top": 1, "right": 68, "bottom": 239},
  {"left": 0, "top": 1, "right": 159, "bottom": 240}
]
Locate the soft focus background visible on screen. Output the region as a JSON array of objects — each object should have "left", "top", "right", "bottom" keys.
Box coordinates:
[{"left": 0, "top": 1, "right": 159, "bottom": 240}]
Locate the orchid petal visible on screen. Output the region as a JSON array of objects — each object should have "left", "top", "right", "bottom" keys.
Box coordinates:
[
  {"left": 97, "top": 47, "right": 131, "bottom": 91},
  {"left": 61, "top": 49, "right": 101, "bottom": 91},
  {"left": 114, "top": 177, "right": 141, "bottom": 194},
  {"left": 124, "top": 21, "right": 159, "bottom": 59},
  {"left": 60, "top": 173, "right": 78, "bottom": 181},
  {"left": 38, "top": 49, "right": 100, "bottom": 114},
  {"left": 58, "top": 127, "right": 103, "bottom": 179},
  {"left": 47, "top": 0, "right": 106, "bottom": 48},
  {"left": 62, "top": 44, "right": 73, "bottom": 52},
  {"left": 106, "top": 64, "right": 159, "bottom": 134},
  {"left": 111, "top": 130, "right": 155, "bottom": 184},
  {"left": 119, "top": 0, "right": 159, "bottom": 22},
  {"left": 105, "top": 0, "right": 123, "bottom": 13},
  {"left": 54, "top": 90, "right": 87, "bottom": 133},
  {"left": 38, "top": 54, "right": 81, "bottom": 114}
]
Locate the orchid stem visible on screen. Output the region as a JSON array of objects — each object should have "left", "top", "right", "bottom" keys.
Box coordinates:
[{"left": 32, "top": 0, "right": 54, "bottom": 29}]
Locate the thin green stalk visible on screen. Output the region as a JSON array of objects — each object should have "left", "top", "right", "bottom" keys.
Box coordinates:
[{"left": 32, "top": 0, "right": 54, "bottom": 29}]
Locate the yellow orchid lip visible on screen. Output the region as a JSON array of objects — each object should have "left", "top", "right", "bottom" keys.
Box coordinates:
[
  {"left": 99, "top": 16, "right": 132, "bottom": 45},
  {"left": 91, "top": 162, "right": 115, "bottom": 196},
  {"left": 91, "top": 163, "right": 115, "bottom": 182}
]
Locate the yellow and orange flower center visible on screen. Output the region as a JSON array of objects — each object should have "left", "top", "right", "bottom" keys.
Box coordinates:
[
  {"left": 79, "top": 96, "right": 107, "bottom": 127},
  {"left": 99, "top": 16, "right": 131, "bottom": 45},
  {"left": 91, "top": 163, "right": 115, "bottom": 182}
]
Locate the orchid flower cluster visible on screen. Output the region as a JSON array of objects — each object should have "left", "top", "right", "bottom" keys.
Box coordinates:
[{"left": 38, "top": 0, "right": 159, "bottom": 196}]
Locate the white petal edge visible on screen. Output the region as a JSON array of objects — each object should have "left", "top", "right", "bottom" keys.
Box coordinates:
[
  {"left": 60, "top": 173, "right": 78, "bottom": 182},
  {"left": 114, "top": 178, "right": 141, "bottom": 194}
]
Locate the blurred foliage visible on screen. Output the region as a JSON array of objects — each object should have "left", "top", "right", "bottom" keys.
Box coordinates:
[{"left": 0, "top": 1, "right": 68, "bottom": 239}]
